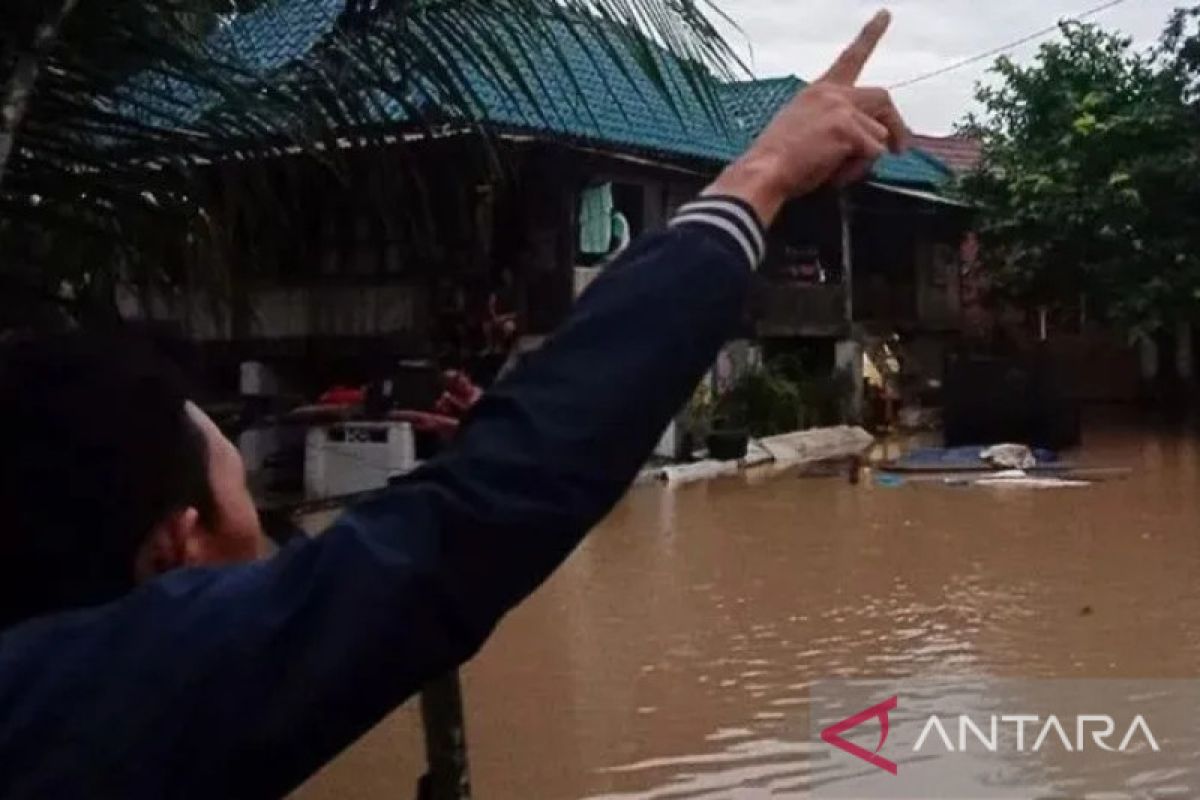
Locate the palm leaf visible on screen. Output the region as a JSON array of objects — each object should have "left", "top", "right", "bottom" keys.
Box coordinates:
[{"left": 0, "top": 0, "right": 741, "bottom": 319}]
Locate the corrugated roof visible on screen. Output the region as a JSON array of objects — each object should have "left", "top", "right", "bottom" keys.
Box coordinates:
[
  {"left": 125, "top": 0, "right": 953, "bottom": 188},
  {"left": 910, "top": 134, "right": 982, "bottom": 175}
]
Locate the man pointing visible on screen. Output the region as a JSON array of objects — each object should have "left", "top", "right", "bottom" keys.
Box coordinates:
[{"left": 0, "top": 12, "right": 907, "bottom": 797}]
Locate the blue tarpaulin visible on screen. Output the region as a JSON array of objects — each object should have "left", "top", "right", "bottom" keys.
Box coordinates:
[{"left": 896, "top": 446, "right": 1058, "bottom": 470}]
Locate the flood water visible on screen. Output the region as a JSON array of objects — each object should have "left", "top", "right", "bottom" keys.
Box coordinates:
[{"left": 294, "top": 419, "right": 1200, "bottom": 799}]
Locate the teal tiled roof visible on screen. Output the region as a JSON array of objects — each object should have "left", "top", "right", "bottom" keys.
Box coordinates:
[
  {"left": 209, "top": 0, "right": 344, "bottom": 73},
  {"left": 377, "top": 13, "right": 740, "bottom": 163},
  {"left": 129, "top": 0, "right": 952, "bottom": 188},
  {"left": 113, "top": 0, "right": 343, "bottom": 129},
  {"left": 720, "top": 76, "right": 805, "bottom": 145},
  {"left": 873, "top": 147, "right": 954, "bottom": 187},
  {"left": 718, "top": 77, "right": 954, "bottom": 187}
]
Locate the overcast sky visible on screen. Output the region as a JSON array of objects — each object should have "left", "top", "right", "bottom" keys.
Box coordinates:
[{"left": 713, "top": 0, "right": 1183, "bottom": 133}]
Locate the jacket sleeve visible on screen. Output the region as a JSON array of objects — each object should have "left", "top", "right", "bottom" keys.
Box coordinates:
[{"left": 0, "top": 197, "right": 766, "bottom": 798}]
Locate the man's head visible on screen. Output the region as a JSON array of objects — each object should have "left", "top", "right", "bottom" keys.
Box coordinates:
[{"left": 0, "top": 332, "right": 266, "bottom": 629}]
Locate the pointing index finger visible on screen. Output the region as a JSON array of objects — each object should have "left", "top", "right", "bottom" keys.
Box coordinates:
[{"left": 820, "top": 10, "right": 892, "bottom": 85}]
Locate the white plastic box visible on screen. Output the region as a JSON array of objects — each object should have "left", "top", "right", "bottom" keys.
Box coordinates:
[{"left": 304, "top": 422, "right": 416, "bottom": 500}]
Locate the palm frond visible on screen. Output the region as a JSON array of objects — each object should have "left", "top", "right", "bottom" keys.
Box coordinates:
[{"left": 0, "top": 0, "right": 741, "bottom": 318}]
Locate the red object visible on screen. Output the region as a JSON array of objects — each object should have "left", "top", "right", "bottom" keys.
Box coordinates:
[
  {"left": 318, "top": 386, "right": 365, "bottom": 406},
  {"left": 392, "top": 371, "right": 484, "bottom": 442},
  {"left": 391, "top": 410, "right": 462, "bottom": 439}
]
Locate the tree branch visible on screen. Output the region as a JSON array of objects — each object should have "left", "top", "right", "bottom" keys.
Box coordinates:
[{"left": 0, "top": 0, "right": 81, "bottom": 189}]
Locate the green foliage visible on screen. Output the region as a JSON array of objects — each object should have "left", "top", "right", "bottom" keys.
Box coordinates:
[
  {"left": 767, "top": 353, "right": 850, "bottom": 428},
  {"left": 713, "top": 356, "right": 847, "bottom": 437},
  {"left": 715, "top": 363, "right": 802, "bottom": 435},
  {"left": 959, "top": 18, "right": 1200, "bottom": 337},
  {"left": 1159, "top": 5, "right": 1200, "bottom": 103},
  {"left": 682, "top": 380, "right": 717, "bottom": 436}
]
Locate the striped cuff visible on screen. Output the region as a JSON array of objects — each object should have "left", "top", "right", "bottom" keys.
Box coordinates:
[{"left": 668, "top": 196, "right": 767, "bottom": 270}]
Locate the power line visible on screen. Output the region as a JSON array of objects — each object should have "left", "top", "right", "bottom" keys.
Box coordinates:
[{"left": 889, "top": 0, "right": 1131, "bottom": 90}]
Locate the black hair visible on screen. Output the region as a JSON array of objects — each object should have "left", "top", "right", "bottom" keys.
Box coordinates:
[{"left": 0, "top": 331, "right": 213, "bottom": 628}]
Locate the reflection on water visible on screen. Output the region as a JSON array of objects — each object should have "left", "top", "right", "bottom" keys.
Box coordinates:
[{"left": 295, "top": 421, "right": 1200, "bottom": 799}]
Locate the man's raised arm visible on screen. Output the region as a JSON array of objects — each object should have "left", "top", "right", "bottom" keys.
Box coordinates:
[{"left": 0, "top": 13, "right": 909, "bottom": 798}]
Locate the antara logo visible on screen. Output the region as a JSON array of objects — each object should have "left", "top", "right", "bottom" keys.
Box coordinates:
[
  {"left": 820, "top": 696, "right": 899, "bottom": 775},
  {"left": 913, "top": 714, "right": 1160, "bottom": 754},
  {"left": 820, "top": 695, "right": 1162, "bottom": 776}
]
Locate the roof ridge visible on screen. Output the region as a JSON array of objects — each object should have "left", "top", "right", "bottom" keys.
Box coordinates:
[{"left": 722, "top": 75, "right": 802, "bottom": 86}]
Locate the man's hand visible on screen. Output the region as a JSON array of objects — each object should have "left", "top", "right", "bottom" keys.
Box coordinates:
[
  {"left": 434, "top": 371, "right": 483, "bottom": 418},
  {"left": 705, "top": 10, "right": 910, "bottom": 224},
  {"left": 392, "top": 370, "right": 483, "bottom": 442}
]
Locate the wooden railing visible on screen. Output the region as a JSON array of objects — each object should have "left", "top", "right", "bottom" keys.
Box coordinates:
[{"left": 754, "top": 282, "right": 848, "bottom": 338}]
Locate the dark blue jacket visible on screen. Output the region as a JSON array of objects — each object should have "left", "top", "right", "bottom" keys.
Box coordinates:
[{"left": 0, "top": 196, "right": 765, "bottom": 797}]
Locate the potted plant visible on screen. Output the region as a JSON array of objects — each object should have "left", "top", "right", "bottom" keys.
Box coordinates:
[{"left": 677, "top": 382, "right": 714, "bottom": 462}]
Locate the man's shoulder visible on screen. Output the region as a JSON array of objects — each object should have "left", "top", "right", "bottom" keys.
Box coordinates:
[
  {"left": 0, "top": 609, "right": 111, "bottom": 794},
  {"left": 0, "top": 572, "right": 241, "bottom": 797}
]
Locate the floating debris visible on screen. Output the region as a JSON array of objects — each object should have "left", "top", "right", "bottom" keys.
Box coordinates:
[
  {"left": 655, "top": 427, "right": 874, "bottom": 487},
  {"left": 964, "top": 470, "right": 1091, "bottom": 489}
]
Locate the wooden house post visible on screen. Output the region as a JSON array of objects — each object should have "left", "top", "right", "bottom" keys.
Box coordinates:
[
  {"left": 836, "top": 190, "right": 864, "bottom": 422},
  {"left": 840, "top": 191, "right": 854, "bottom": 326}
]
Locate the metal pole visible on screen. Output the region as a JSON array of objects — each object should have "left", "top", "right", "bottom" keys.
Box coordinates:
[{"left": 416, "top": 671, "right": 472, "bottom": 800}]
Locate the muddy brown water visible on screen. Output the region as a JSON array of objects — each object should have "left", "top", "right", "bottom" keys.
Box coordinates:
[{"left": 294, "top": 420, "right": 1200, "bottom": 799}]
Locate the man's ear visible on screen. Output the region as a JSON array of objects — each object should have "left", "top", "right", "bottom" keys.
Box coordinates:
[{"left": 133, "top": 507, "right": 204, "bottom": 582}]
